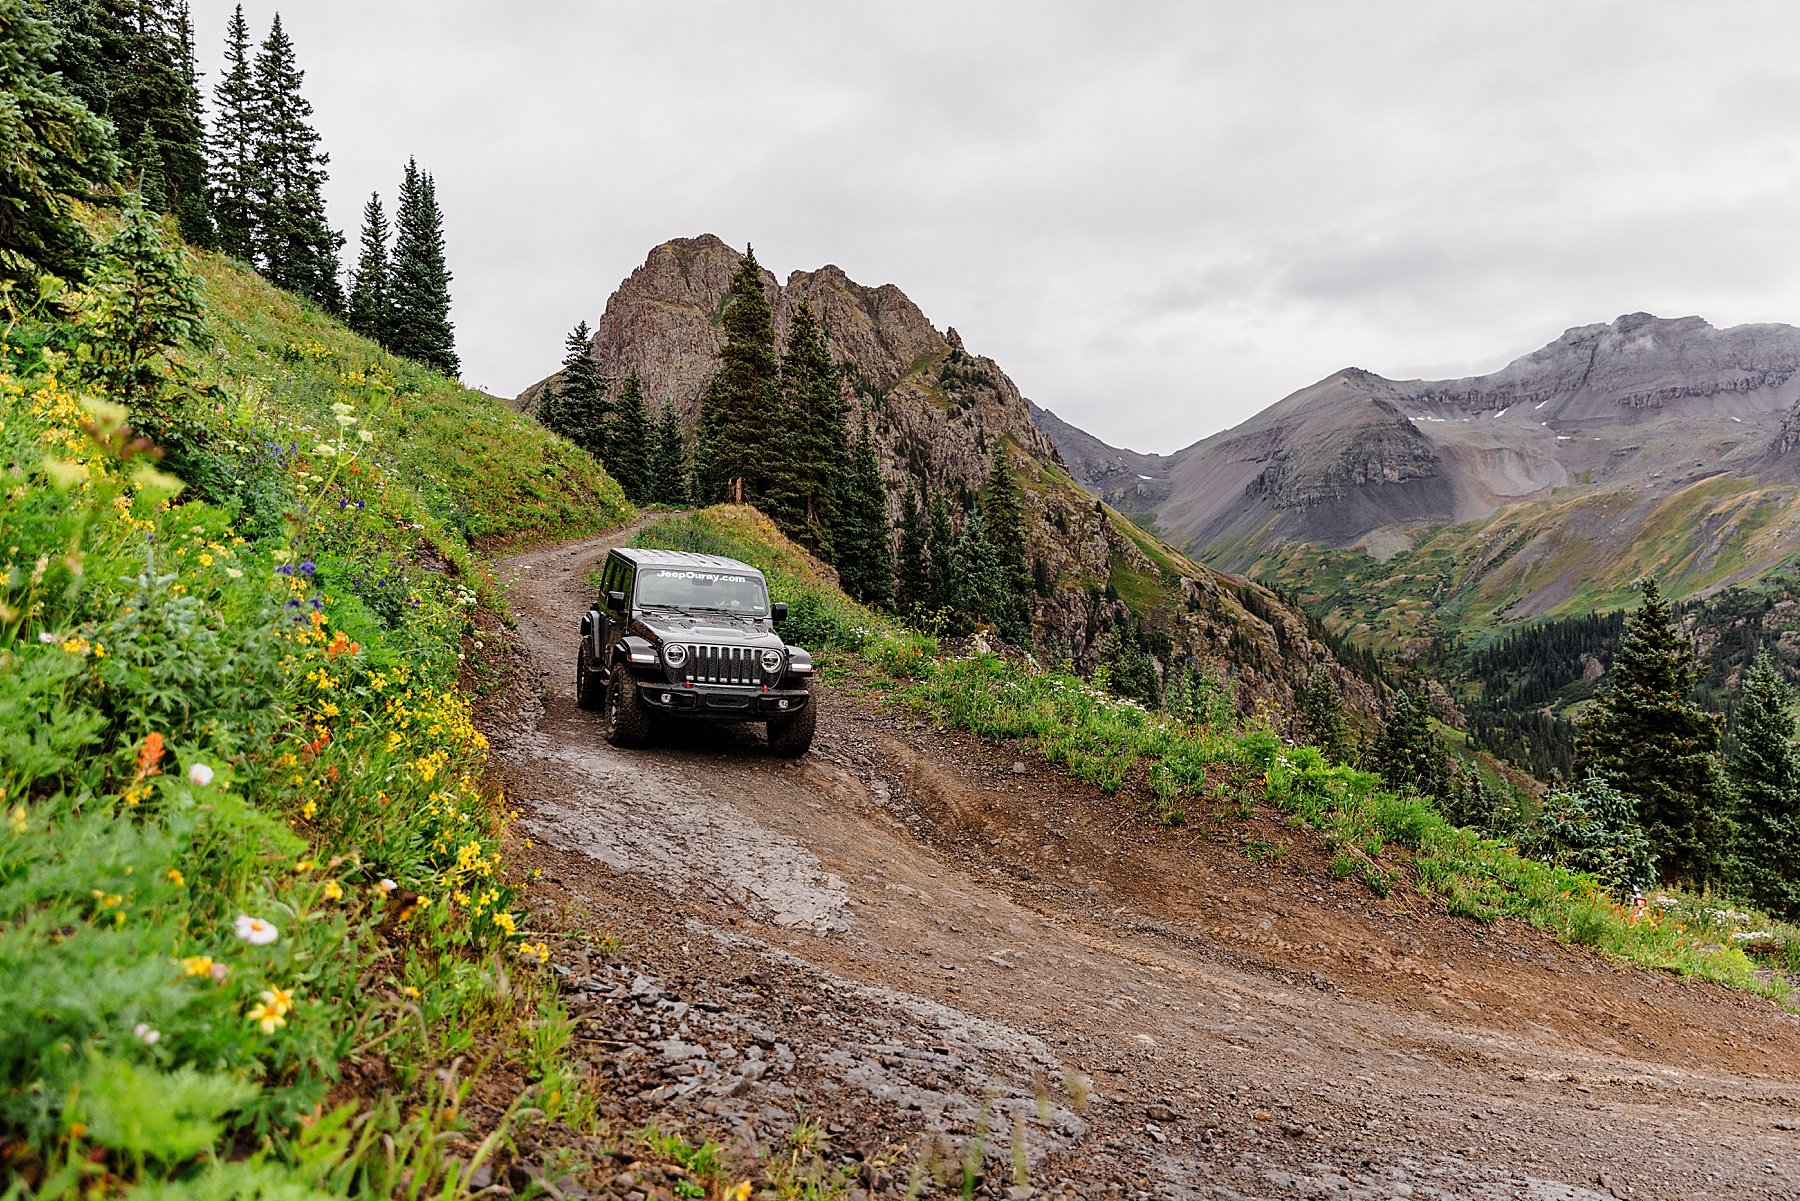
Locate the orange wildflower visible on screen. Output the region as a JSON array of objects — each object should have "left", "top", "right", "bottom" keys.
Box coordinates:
[{"left": 135, "top": 732, "right": 165, "bottom": 781}]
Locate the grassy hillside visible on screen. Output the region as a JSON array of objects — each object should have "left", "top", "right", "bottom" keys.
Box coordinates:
[
  {"left": 1260, "top": 477, "right": 1800, "bottom": 656},
  {"left": 1, "top": 219, "right": 630, "bottom": 1197},
  {"left": 644, "top": 507, "right": 1799, "bottom": 1000}
]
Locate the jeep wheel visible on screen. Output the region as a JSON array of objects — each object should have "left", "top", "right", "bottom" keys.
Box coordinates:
[
  {"left": 575, "top": 641, "right": 602, "bottom": 712},
  {"left": 766, "top": 701, "right": 815, "bottom": 758},
  {"left": 604, "top": 672, "right": 652, "bottom": 748}
]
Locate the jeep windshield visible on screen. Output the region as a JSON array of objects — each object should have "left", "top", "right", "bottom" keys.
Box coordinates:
[{"left": 634, "top": 568, "right": 769, "bottom": 616}]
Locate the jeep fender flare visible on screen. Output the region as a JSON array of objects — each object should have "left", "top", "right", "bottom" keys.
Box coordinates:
[{"left": 616, "top": 635, "right": 657, "bottom": 668}]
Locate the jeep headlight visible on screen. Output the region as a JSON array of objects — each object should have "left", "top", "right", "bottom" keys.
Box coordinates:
[
  {"left": 759, "top": 648, "right": 784, "bottom": 674},
  {"left": 664, "top": 642, "right": 688, "bottom": 669}
]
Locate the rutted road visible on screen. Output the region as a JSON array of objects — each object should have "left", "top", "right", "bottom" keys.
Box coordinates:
[{"left": 484, "top": 528, "right": 1800, "bottom": 1200}]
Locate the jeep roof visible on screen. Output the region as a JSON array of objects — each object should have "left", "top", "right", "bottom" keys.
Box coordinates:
[{"left": 610, "top": 548, "right": 764, "bottom": 575}]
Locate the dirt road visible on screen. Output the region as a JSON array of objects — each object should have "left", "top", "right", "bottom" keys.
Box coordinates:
[{"left": 485, "top": 529, "right": 1800, "bottom": 1200}]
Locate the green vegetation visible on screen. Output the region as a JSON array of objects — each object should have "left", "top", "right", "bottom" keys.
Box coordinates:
[
  {"left": 669, "top": 505, "right": 1799, "bottom": 999},
  {"left": 1577, "top": 580, "right": 1733, "bottom": 888},
  {"left": 0, "top": 193, "right": 627, "bottom": 1194}
]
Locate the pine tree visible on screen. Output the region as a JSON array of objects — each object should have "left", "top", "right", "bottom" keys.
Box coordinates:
[
  {"left": 833, "top": 413, "right": 892, "bottom": 608},
  {"left": 250, "top": 15, "right": 341, "bottom": 311},
  {"left": 1371, "top": 689, "right": 1449, "bottom": 800},
  {"left": 44, "top": 0, "right": 211, "bottom": 243},
  {"left": 388, "top": 158, "right": 457, "bottom": 373},
  {"left": 949, "top": 507, "right": 1007, "bottom": 633},
  {"left": 1728, "top": 652, "right": 1800, "bottom": 917},
  {"left": 608, "top": 368, "right": 652, "bottom": 502},
  {"left": 1577, "top": 578, "right": 1734, "bottom": 887},
  {"left": 980, "top": 445, "right": 1034, "bottom": 643},
  {"left": 207, "top": 3, "right": 257, "bottom": 260},
  {"left": 163, "top": 1, "right": 211, "bottom": 246},
  {"left": 696, "top": 245, "right": 777, "bottom": 504},
  {"left": 345, "top": 192, "right": 392, "bottom": 343},
  {"left": 536, "top": 321, "right": 606, "bottom": 458},
  {"left": 66, "top": 193, "right": 205, "bottom": 438},
  {"left": 648, "top": 399, "right": 688, "bottom": 505},
  {"left": 926, "top": 493, "right": 955, "bottom": 618},
  {"left": 768, "top": 301, "right": 848, "bottom": 551},
  {"left": 1295, "top": 669, "right": 1354, "bottom": 764},
  {"left": 895, "top": 485, "right": 929, "bottom": 614},
  {"left": 128, "top": 122, "right": 166, "bottom": 206},
  {"left": 0, "top": 0, "right": 119, "bottom": 279},
  {"left": 1519, "top": 774, "right": 1658, "bottom": 897}
]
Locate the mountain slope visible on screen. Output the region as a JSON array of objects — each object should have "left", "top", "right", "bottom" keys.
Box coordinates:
[
  {"left": 1041, "top": 312, "right": 1800, "bottom": 631},
  {"left": 522, "top": 235, "right": 1373, "bottom": 713}
]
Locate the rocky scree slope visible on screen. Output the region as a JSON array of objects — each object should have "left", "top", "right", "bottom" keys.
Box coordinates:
[
  {"left": 520, "top": 235, "right": 1368, "bottom": 712},
  {"left": 1042, "top": 312, "right": 1800, "bottom": 621}
]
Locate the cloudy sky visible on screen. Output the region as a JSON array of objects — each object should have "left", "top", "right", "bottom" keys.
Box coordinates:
[{"left": 188, "top": 1, "right": 1800, "bottom": 454}]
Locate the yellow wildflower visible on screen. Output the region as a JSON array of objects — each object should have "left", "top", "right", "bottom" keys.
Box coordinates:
[
  {"left": 246, "top": 999, "right": 286, "bottom": 1034},
  {"left": 166, "top": 868, "right": 185, "bottom": 887},
  {"left": 322, "top": 879, "right": 343, "bottom": 901},
  {"left": 180, "top": 955, "right": 214, "bottom": 977},
  {"left": 493, "top": 912, "right": 516, "bottom": 936}
]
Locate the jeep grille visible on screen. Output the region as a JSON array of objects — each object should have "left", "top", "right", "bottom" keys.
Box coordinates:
[{"left": 676, "top": 644, "right": 772, "bottom": 686}]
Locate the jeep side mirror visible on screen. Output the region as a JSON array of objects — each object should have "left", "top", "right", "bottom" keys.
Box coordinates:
[
  {"left": 771, "top": 602, "right": 788, "bottom": 624},
  {"left": 607, "top": 589, "right": 626, "bottom": 608}
]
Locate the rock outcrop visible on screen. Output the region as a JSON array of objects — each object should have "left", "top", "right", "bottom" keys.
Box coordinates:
[{"left": 519, "top": 236, "right": 1370, "bottom": 715}]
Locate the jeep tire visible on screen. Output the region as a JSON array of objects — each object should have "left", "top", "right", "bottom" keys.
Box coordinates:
[
  {"left": 603, "top": 672, "right": 652, "bottom": 748},
  {"left": 575, "top": 641, "right": 602, "bottom": 712},
  {"left": 766, "top": 700, "right": 815, "bottom": 758}
]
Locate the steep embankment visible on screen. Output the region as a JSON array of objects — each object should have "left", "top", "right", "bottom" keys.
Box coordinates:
[
  {"left": 523, "top": 235, "right": 1369, "bottom": 715},
  {"left": 484, "top": 507, "right": 1800, "bottom": 1200}
]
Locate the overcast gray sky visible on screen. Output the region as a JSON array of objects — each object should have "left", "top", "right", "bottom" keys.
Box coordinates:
[{"left": 188, "top": 1, "right": 1800, "bottom": 454}]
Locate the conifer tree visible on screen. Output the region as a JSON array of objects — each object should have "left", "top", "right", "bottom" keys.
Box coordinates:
[
  {"left": 1728, "top": 652, "right": 1800, "bottom": 917},
  {"left": 1371, "top": 689, "right": 1448, "bottom": 800},
  {"left": 207, "top": 3, "right": 257, "bottom": 260},
  {"left": 535, "top": 321, "right": 607, "bottom": 458},
  {"left": 1295, "top": 669, "right": 1355, "bottom": 764},
  {"left": 833, "top": 413, "right": 892, "bottom": 608},
  {"left": 926, "top": 493, "right": 955, "bottom": 618},
  {"left": 896, "top": 485, "right": 929, "bottom": 614},
  {"left": 387, "top": 158, "right": 457, "bottom": 373},
  {"left": 164, "top": 1, "right": 211, "bottom": 245},
  {"left": 980, "top": 445, "right": 1034, "bottom": 643},
  {"left": 45, "top": 0, "right": 211, "bottom": 243},
  {"left": 696, "top": 245, "right": 777, "bottom": 503},
  {"left": 648, "top": 399, "right": 688, "bottom": 505},
  {"left": 1519, "top": 774, "right": 1658, "bottom": 896},
  {"left": 67, "top": 193, "right": 205, "bottom": 439},
  {"left": 0, "top": 0, "right": 119, "bottom": 279},
  {"left": 608, "top": 368, "right": 651, "bottom": 502},
  {"left": 1577, "top": 578, "right": 1734, "bottom": 887},
  {"left": 949, "top": 507, "right": 1007, "bottom": 633},
  {"left": 345, "top": 192, "right": 392, "bottom": 343},
  {"left": 769, "top": 301, "right": 848, "bottom": 551},
  {"left": 250, "top": 15, "right": 341, "bottom": 311},
  {"left": 128, "top": 123, "right": 166, "bottom": 207}
]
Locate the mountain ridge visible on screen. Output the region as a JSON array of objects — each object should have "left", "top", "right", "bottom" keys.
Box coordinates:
[{"left": 1039, "top": 312, "right": 1800, "bottom": 627}]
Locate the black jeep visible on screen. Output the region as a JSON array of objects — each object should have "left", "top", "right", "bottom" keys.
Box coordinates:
[{"left": 576, "top": 548, "right": 816, "bottom": 756}]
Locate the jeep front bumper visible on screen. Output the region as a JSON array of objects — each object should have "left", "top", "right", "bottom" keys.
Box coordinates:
[{"left": 634, "top": 679, "right": 811, "bottom": 719}]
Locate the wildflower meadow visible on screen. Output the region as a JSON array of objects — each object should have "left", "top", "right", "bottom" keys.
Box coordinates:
[{"left": 0, "top": 204, "right": 628, "bottom": 1196}]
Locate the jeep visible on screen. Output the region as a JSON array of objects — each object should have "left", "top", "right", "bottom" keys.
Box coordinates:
[{"left": 576, "top": 548, "right": 816, "bottom": 756}]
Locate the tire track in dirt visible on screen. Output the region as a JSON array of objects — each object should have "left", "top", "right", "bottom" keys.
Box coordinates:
[{"left": 485, "top": 528, "right": 1800, "bottom": 1200}]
